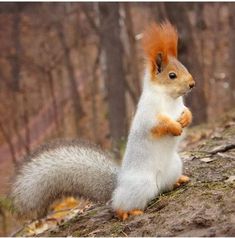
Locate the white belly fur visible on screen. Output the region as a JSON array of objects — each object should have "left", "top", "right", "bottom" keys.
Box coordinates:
[{"left": 112, "top": 89, "right": 185, "bottom": 211}]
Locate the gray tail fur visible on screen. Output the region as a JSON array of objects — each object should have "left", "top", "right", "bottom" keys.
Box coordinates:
[{"left": 10, "top": 139, "right": 120, "bottom": 218}]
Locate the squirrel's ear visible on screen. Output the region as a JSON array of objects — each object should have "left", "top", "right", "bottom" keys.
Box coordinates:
[{"left": 156, "top": 53, "right": 163, "bottom": 73}]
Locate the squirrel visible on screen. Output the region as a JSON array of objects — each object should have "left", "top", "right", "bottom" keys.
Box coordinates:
[{"left": 10, "top": 21, "right": 195, "bottom": 221}]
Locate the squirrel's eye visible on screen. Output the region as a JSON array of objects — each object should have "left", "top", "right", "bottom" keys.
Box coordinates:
[{"left": 169, "top": 72, "right": 177, "bottom": 80}]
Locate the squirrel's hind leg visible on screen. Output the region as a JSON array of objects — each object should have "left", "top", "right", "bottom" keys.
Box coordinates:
[
  {"left": 112, "top": 173, "right": 157, "bottom": 220},
  {"left": 159, "top": 153, "right": 183, "bottom": 193},
  {"left": 171, "top": 154, "right": 189, "bottom": 189}
]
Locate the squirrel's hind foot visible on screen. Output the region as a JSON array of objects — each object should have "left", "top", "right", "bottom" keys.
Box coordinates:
[
  {"left": 115, "top": 209, "right": 144, "bottom": 221},
  {"left": 174, "top": 175, "right": 190, "bottom": 189}
]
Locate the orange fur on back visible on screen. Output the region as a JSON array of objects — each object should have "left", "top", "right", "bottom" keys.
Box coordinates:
[{"left": 142, "top": 21, "right": 178, "bottom": 69}]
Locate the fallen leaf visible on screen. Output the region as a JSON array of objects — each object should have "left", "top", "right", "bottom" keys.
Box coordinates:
[
  {"left": 50, "top": 197, "right": 80, "bottom": 212},
  {"left": 22, "top": 197, "right": 94, "bottom": 236},
  {"left": 25, "top": 219, "right": 57, "bottom": 236},
  {"left": 200, "top": 157, "right": 215, "bottom": 163}
]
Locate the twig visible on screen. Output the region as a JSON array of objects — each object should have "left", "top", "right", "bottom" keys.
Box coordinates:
[
  {"left": 121, "top": 230, "right": 128, "bottom": 237},
  {"left": 10, "top": 226, "right": 24, "bottom": 237},
  {"left": 208, "top": 143, "right": 235, "bottom": 155}
]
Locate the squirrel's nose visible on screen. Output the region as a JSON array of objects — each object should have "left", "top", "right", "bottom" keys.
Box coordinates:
[{"left": 189, "top": 82, "right": 195, "bottom": 89}]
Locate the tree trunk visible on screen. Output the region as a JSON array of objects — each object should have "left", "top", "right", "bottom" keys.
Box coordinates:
[
  {"left": 10, "top": 5, "right": 21, "bottom": 91},
  {"left": 0, "top": 120, "right": 18, "bottom": 167},
  {"left": 21, "top": 88, "right": 31, "bottom": 155},
  {"left": 56, "top": 23, "right": 85, "bottom": 136},
  {"left": 98, "top": 3, "right": 127, "bottom": 157},
  {"left": 122, "top": 3, "right": 141, "bottom": 101},
  {"left": 229, "top": 3, "right": 235, "bottom": 102},
  {"left": 47, "top": 70, "right": 61, "bottom": 136}
]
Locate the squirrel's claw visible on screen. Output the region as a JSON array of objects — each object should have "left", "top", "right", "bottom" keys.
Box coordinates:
[
  {"left": 170, "top": 122, "right": 183, "bottom": 136},
  {"left": 115, "top": 209, "right": 144, "bottom": 221},
  {"left": 174, "top": 175, "right": 190, "bottom": 188}
]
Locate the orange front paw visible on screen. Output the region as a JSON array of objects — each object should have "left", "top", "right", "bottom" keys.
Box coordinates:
[
  {"left": 170, "top": 122, "right": 183, "bottom": 136},
  {"left": 151, "top": 114, "right": 182, "bottom": 138},
  {"left": 178, "top": 108, "right": 192, "bottom": 128}
]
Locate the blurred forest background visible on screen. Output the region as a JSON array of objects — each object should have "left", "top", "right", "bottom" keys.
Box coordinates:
[{"left": 0, "top": 2, "right": 235, "bottom": 235}]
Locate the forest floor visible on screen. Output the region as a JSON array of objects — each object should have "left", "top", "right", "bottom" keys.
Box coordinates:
[{"left": 12, "top": 110, "right": 235, "bottom": 237}]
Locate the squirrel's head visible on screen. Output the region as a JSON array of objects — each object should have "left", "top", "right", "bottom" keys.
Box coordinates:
[{"left": 142, "top": 21, "right": 195, "bottom": 98}]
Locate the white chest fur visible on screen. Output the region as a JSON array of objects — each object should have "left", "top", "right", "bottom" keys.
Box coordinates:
[{"left": 121, "top": 83, "right": 185, "bottom": 189}]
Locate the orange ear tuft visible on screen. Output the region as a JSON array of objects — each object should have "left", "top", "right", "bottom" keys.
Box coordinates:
[{"left": 142, "top": 21, "right": 178, "bottom": 68}]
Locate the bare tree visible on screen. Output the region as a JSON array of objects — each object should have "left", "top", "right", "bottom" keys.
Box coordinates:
[
  {"left": 10, "top": 4, "right": 22, "bottom": 91},
  {"left": 229, "top": 3, "right": 235, "bottom": 102},
  {"left": 8, "top": 6, "right": 32, "bottom": 156},
  {"left": 56, "top": 22, "right": 85, "bottom": 136},
  {"left": 21, "top": 87, "right": 31, "bottom": 154},
  {"left": 0, "top": 119, "right": 18, "bottom": 167},
  {"left": 121, "top": 3, "right": 141, "bottom": 103},
  {"left": 98, "top": 3, "right": 127, "bottom": 157}
]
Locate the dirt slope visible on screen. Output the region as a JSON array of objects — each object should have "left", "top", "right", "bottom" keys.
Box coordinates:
[{"left": 15, "top": 110, "right": 235, "bottom": 237}]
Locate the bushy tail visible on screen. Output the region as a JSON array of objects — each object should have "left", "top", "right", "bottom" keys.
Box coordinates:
[{"left": 11, "top": 139, "right": 120, "bottom": 219}]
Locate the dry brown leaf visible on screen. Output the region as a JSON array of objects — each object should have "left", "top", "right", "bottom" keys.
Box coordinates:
[
  {"left": 22, "top": 197, "right": 93, "bottom": 236},
  {"left": 50, "top": 196, "right": 80, "bottom": 212},
  {"left": 200, "top": 157, "right": 215, "bottom": 163},
  {"left": 25, "top": 219, "right": 57, "bottom": 236}
]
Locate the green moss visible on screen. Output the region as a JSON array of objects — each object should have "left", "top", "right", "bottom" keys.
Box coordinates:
[
  {"left": 72, "top": 230, "right": 84, "bottom": 237},
  {"left": 87, "top": 210, "right": 98, "bottom": 217},
  {"left": 109, "top": 222, "right": 124, "bottom": 236},
  {"left": 189, "top": 151, "right": 209, "bottom": 158},
  {"left": 189, "top": 181, "right": 234, "bottom": 191},
  {"left": 0, "top": 196, "right": 14, "bottom": 212},
  {"left": 58, "top": 221, "right": 71, "bottom": 230}
]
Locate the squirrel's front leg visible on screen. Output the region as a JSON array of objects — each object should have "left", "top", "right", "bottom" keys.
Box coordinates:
[
  {"left": 151, "top": 114, "right": 182, "bottom": 138},
  {"left": 177, "top": 107, "right": 192, "bottom": 128}
]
